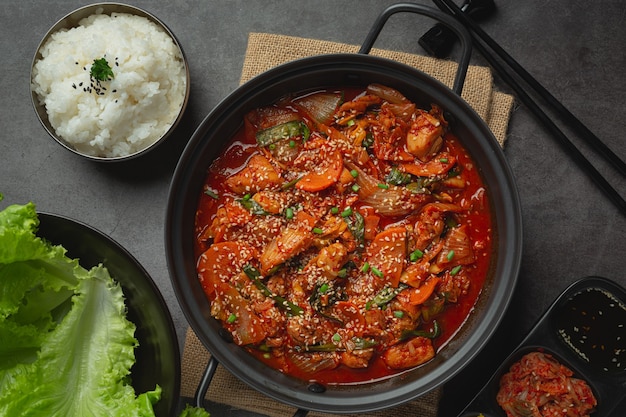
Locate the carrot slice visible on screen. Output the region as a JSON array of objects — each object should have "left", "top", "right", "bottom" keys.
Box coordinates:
[
  {"left": 295, "top": 149, "right": 343, "bottom": 192},
  {"left": 363, "top": 214, "right": 381, "bottom": 241},
  {"left": 400, "top": 259, "right": 431, "bottom": 288},
  {"left": 333, "top": 301, "right": 366, "bottom": 333},
  {"left": 401, "top": 152, "right": 456, "bottom": 177},
  {"left": 224, "top": 199, "right": 254, "bottom": 225},
  {"left": 407, "top": 277, "right": 441, "bottom": 305},
  {"left": 197, "top": 241, "right": 256, "bottom": 297},
  {"left": 365, "top": 226, "right": 407, "bottom": 287}
]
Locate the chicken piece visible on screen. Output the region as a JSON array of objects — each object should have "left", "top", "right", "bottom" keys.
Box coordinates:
[
  {"left": 412, "top": 202, "right": 462, "bottom": 252},
  {"left": 306, "top": 242, "right": 350, "bottom": 279},
  {"left": 252, "top": 190, "right": 288, "bottom": 214},
  {"left": 381, "top": 337, "right": 435, "bottom": 369},
  {"left": 406, "top": 106, "right": 446, "bottom": 162},
  {"left": 340, "top": 349, "right": 374, "bottom": 369}
]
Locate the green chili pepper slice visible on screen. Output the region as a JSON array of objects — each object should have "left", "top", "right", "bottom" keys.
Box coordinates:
[{"left": 243, "top": 264, "right": 304, "bottom": 316}]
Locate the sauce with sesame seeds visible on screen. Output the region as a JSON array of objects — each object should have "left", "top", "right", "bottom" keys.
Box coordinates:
[
  {"left": 194, "top": 84, "right": 494, "bottom": 384},
  {"left": 556, "top": 287, "right": 626, "bottom": 374}
]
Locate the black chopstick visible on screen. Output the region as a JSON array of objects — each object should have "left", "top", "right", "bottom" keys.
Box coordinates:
[
  {"left": 434, "top": 0, "right": 625, "bottom": 177},
  {"left": 432, "top": 0, "right": 626, "bottom": 216}
]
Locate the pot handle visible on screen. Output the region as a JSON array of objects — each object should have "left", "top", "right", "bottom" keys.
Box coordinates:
[
  {"left": 193, "top": 355, "right": 219, "bottom": 409},
  {"left": 193, "top": 356, "right": 311, "bottom": 417},
  {"left": 359, "top": 2, "right": 472, "bottom": 96}
]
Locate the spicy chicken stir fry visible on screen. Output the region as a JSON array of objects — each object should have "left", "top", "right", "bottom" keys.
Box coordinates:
[{"left": 195, "top": 84, "right": 493, "bottom": 382}]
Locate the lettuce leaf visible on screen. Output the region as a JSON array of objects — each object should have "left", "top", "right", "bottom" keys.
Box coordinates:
[
  {"left": 0, "top": 202, "right": 161, "bottom": 417},
  {"left": 178, "top": 404, "right": 211, "bottom": 417},
  {"left": 0, "top": 202, "right": 80, "bottom": 322}
]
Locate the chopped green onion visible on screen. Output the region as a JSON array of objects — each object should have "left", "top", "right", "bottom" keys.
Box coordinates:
[
  {"left": 377, "top": 183, "right": 389, "bottom": 189},
  {"left": 351, "top": 184, "right": 360, "bottom": 192},
  {"left": 238, "top": 196, "right": 267, "bottom": 215},
  {"left": 269, "top": 143, "right": 276, "bottom": 150},
  {"left": 319, "top": 283, "right": 329, "bottom": 293},
  {"left": 227, "top": 313, "right": 237, "bottom": 323},
  {"left": 393, "top": 310, "right": 404, "bottom": 319},
  {"left": 385, "top": 167, "right": 412, "bottom": 185},
  {"left": 332, "top": 333, "right": 341, "bottom": 342},
  {"left": 263, "top": 352, "right": 271, "bottom": 359},
  {"left": 371, "top": 266, "right": 384, "bottom": 278},
  {"left": 312, "top": 227, "right": 324, "bottom": 234},
  {"left": 330, "top": 206, "right": 339, "bottom": 214},
  {"left": 204, "top": 189, "right": 219, "bottom": 199},
  {"left": 243, "top": 265, "right": 304, "bottom": 316},
  {"left": 361, "top": 262, "right": 370, "bottom": 273},
  {"left": 285, "top": 207, "right": 294, "bottom": 220},
  {"left": 340, "top": 207, "right": 353, "bottom": 217},
  {"left": 303, "top": 337, "right": 376, "bottom": 352},
  {"left": 400, "top": 320, "right": 441, "bottom": 340},
  {"left": 337, "top": 268, "right": 347, "bottom": 278},
  {"left": 289, "top": 140, "right": 296, "bottom": 148},
  {"left": 345, "top": 210, "right": 365, "bottom": 245},
  {"left": 362, "top": 132, "right": 374, "bottom": 148},
  {"left": 365, "top": 283, "right": 408, "bottom": 310},
  {"left": 350, "top": 169, "right": 358, "bottom": 178},
  {"left": 410, "top": 249, "right": 424, "bottom": 262},
  {"left": 447, "top": 250, "right": 455, "bottom": 261},
  {"left": 450, "top": 265, "right": 462, "bottom": 276},
  {"left": 439, "top": 158, "right": 449, "bottom": 163},
  {"left": 267, "top": 265, "right": 282, "bottom": 276},
  {"left": 446, "top": 216, "right": 459, "bottom": 229},
  {"left": 281, "top": 176, "right": 302, "bottom": 190}
]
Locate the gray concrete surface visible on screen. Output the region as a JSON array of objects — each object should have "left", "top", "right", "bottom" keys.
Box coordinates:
[{"left": 2, "top": 1, "right": 624, "bottom": 416}]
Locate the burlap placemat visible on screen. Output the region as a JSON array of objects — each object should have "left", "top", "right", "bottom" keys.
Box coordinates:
[
  {"left": 179, "top": 32, "right": 515, "bottom": 417},
  {"left": 240, "top": 33, "right": 514, "bottom": 146}
]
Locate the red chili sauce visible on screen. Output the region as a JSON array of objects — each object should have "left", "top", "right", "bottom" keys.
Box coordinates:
[{"left": 194, "top": 84, "right": 493, "bottom": 384}]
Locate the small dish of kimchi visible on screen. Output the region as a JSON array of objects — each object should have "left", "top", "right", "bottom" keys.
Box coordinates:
[{"left": 193, "top": 83, "right": 495, "bottom": 384}]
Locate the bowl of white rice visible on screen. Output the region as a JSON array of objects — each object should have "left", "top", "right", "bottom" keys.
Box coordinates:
[{"left": 30, "top": 3, "right": 190, "bottom": 161}]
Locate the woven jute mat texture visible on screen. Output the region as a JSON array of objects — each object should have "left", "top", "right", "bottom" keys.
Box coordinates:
[
  {"left": 179, "top": 32, "right": 515, "bottom": 417},
  {"left": 240, "top": 33, "right": 514, "bottom": 146}
]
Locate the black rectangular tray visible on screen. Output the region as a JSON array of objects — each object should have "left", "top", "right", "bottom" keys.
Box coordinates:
[{"left": 458, "top": 276, "right": 626, "bottom": 417}]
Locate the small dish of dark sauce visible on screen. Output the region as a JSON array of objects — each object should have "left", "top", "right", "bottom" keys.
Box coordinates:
[{"left": 555, "top": 286, "right": 626, "bottom": 375}]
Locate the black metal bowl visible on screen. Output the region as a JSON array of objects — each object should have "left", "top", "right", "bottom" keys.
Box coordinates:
[
  {"left": 30, "top": 2, "right": 190, "bottom": 162},
  {"left": 38, "top": 212, "right": 180, "bottom": 417}
]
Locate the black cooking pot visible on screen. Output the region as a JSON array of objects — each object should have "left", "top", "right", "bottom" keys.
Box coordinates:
[{"left": 166, "top": 3, "right": 522, "bottom": 415}]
